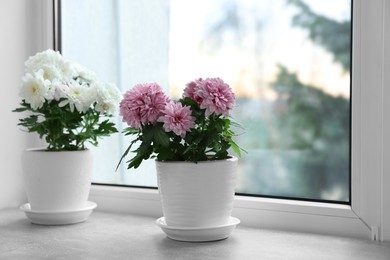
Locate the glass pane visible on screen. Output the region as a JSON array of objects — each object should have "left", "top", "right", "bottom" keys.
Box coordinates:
[{"left": 61, "top": 0, "right": 351, "bottom": 202}]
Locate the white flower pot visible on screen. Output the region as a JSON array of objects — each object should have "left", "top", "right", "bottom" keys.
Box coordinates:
[
  {"left": 22, "top": 148, "right": 93, "bottom": 211},
  {"left": 156, "top": 156, "right": 238, "bottom": 228}
]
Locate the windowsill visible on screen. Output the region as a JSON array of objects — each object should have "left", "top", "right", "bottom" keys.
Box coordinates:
[
  {"left": 1, "top": 207, "right": 389, "bottom": 259},
  {"left": 89, "top": 184, "right": 371, "bottom": 239}
]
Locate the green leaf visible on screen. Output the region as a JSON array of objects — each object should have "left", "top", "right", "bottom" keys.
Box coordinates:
[
  {"left": 137, "top": 140, "right": 152, "bottom": 157},
  {"left": 123, "top": 127, "right": 140, "bottom": 135},
  {"left": 224, "top": 118, "right": 231, "bottom": 128},
  {"left": 156, "top": 147, "right": 174, "bottom": 161},
  {"left": 116, "top": 138, "right": 139, "bottom": 171},
  {"left": 228, "top": 139, "right": 242, "bottom": 158},
  {"left": 183, "top": 97, "right": 198, "bottom": 107},
  {"left": 142, "top": 126, "right": 154, "bottom": 143},
  {"left": 153, "top": 127, "right": 170, "bottom": 147},
  {"left": 127, "top": 155, "right": 144, "bottom": 169},
  {"left": 12, "top": 107, "right": 29, "bottom": 112}
]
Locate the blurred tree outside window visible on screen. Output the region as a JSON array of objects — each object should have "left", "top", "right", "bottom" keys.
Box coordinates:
[{"left": 61, "top": 0, "right": 351, "bottom": 203}]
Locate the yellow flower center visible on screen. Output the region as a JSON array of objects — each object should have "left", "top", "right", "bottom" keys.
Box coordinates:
[
  {"left": 102, "top": 103, "right": 110, "bottom": 111},
  {"left": 32, "top": 85, "right": 38, "bottom": 94},
  {"left": 43, "top": 70, "right": 50, "bottom": 80}
]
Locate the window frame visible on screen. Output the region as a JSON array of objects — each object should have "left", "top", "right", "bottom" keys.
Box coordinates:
[{"left": 47, "top": 0, "right": 389, "bottom": 241}]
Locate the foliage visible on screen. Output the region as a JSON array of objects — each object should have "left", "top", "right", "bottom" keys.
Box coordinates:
[
  {"left": 288, "top": 0, "right": 351, "bottom": 72},
  {"left": 14, "top": 100, "right": 117, "bottom": 151},
  {"left": 270, "top": 65, "right": 350, "bottom": 150},
  {"left": 13, "top": 50, "right": 120, "bottom": 151}
]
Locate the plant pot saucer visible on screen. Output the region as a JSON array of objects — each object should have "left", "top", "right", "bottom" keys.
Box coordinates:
[
  {"left": 20, "top": 201, "right": 97, "bottom": 225},
  {"left": 156, "top": 216, "right": 240, "bottom": 242}
]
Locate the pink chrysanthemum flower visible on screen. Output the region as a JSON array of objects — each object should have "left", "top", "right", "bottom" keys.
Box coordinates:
[
  {"left": 120, "top": 83, "right": 169, "bottom": 129},
  {"left": 184, "top": 77, "right": 235, "bottom": 117},
  {"left": 183, "top": 78, "right": 204, "bottom": 104},
  {"left": 159, "top": 102, "right": 195, "bottom": 138}
]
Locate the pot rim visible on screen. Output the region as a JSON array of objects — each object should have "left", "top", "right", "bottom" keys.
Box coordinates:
[
  {"left": 156, "top": 155, "right": 238, "bottom": 164},
  {"left": 24, "top": 148, "right": 90, "bottom": 153}
]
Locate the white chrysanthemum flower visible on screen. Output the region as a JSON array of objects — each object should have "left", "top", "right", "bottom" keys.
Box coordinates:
[
  {"left": 72, "top": 63, "right": 98, "bottom": 85},
  {"left": 94, "top": 82, "right": 121, "bottom": 115},
  {"left": 59, "top": 81, "right": 95, "bottom": 113},
  {"left": 40, "top": 64, "right": 63, "bottom": 82},
  {"left": 25, "top": 50, "right": 62, "bottom": 73},
  {"left": 59, "top": 60, "right": 76, "bottom": 79},
  {"left": 47, "top": 79, "right": 70, "bottom": 101},
  {"left": 25, "top": 49, "right": 74, "bottom": 82},
  {"left": 20, "top": 71, "right": 50, "bottom": 109},
  {"left": 22, "top": 49, "right": 117, "bottom": 115}
]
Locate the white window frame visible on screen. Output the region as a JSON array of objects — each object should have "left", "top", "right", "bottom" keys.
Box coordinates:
[{"left": 43, "top": 0, "right": 389, "bottom": 241}]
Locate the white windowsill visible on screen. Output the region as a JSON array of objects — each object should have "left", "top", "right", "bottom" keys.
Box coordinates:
[
  {"left": 3, "top": 207, "right": 390, "bottom": 259},
  {"left": 89, "top": 184, "right": 371, "bottom": 240}
]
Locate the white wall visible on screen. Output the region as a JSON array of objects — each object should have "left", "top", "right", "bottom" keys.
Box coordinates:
[{"left": 0, "top": 0, "right": 48, "bottom": 210}]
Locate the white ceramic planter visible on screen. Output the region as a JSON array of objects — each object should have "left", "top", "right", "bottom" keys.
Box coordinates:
[
  {"left": 22, "top": 148, "right": 93, "bottom": 211},
  {"left": 156, "top": 156, "right": 238, "bottom": 228}
]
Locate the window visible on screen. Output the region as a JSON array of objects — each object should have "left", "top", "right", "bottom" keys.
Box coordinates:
[
  {"left": 60, "top": 0, "right": 352, "bottom": 203},
  {"left": 50, "top": 0, "right": 389, "bottom": 240}
]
